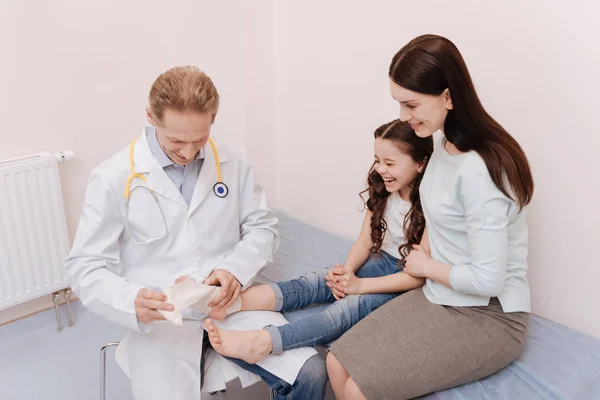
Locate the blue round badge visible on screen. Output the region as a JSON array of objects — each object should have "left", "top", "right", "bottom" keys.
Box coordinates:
[{"left": 213, "top": 182, "right": 229, "bottom": 198}]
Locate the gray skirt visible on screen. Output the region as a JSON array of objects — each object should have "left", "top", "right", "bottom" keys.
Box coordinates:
[{"left": 329, "top": 288, "right": 529, "bottom": 400}]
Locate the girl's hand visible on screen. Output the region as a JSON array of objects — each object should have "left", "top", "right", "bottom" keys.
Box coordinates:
[
  {"left": 325, "top": 264, "right": 346, "bottom": 300},
  {"left": 332, "top": 266, "right": 363, "bottom": 295},
  {"left": 404, "top": 244, "right": 431, "bottom": 278}
]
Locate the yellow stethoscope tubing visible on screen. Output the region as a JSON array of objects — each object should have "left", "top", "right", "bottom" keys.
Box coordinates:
[
  {"left": 208, "top": 137, "right": 222, "bottom": 183},
  {"left": 125, "top": 137, "right": 148, "bottom": 199},
  {"left": 124, "top": 136, "right": 224, "bottom": 199}
]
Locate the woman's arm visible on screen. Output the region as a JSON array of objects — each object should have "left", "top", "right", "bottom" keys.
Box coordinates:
[
  {"left": 408, "top": 227, "right": 452, "bottom": 287},
  {"left": 423, "top": 259, "right": 452, "bottom": 287},
  {"left": 446, "top": 170, "right": 511, "bottom": 296}
]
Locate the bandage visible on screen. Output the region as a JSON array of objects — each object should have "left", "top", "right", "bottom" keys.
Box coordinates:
[{"left": 159, "top": 279, "right": 242, "bottom": 326}]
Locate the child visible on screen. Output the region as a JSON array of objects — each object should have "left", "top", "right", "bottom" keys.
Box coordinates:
[{"left": 199, "top": 119, "right": 433, "bottom": 364}]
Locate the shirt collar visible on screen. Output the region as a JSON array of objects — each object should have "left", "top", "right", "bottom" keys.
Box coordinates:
[{"left": 145, "top": 126, "right": 205, "bottom": 168}]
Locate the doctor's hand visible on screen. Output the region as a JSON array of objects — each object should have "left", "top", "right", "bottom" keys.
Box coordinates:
[
  {"left": 134, "top": 288, "right": 174, "bottom": 323},
  {"left": 204, "top": 269, "right": 242, "bottom": 311}
]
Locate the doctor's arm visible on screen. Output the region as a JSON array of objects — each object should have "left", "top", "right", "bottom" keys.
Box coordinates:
[
  {"left": 208, "top": 157, "right": 279, "bottom": 294},
  {"left": 66, "top": 170, "right": 171, "bottom": 331}
]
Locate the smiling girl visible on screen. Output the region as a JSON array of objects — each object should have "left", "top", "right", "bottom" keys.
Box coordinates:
[{"left": 196, "top": 120, "right": 433, "bottom": 364}]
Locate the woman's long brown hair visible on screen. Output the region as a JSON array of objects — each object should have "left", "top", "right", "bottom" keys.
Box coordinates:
[
  {"left": 389, "top": 34, "right": 534, "bottom": 209},
  {"left": 360, "top": 120, "right": 433, "bottom": 259}
]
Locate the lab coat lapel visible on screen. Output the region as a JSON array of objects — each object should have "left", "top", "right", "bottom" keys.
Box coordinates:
[
  {"left": 133, "top": 134, "right": 188, "bottom": 208},
  {"left": 188, "top": 138, "right": 229, "bottom": 214}
]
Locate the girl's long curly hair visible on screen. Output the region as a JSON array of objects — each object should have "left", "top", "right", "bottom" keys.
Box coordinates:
[{"left": 360, "top": 120, "right": 433, "bottom": 259}]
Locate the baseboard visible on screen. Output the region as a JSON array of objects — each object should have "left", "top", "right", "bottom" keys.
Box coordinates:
[{"left": 0, "top": 290, "right": 79, "bottom": 326}]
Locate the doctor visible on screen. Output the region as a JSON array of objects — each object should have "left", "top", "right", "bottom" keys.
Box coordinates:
[{"left": 66, "top": 66, "right": 327, "bottom": 400}]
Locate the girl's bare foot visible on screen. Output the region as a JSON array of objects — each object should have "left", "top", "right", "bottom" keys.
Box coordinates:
[{"left": 205, "top": 318, "right": 274, "bottom": 364}]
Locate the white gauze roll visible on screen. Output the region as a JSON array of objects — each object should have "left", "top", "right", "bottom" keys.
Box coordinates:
[{"left": 159, "top": 279, "right": 242, "bottom": 326}]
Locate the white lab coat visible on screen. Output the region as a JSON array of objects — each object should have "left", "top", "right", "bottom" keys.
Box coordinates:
[{"left": 66, "top": 131, "right": 316, "bottom": 399}]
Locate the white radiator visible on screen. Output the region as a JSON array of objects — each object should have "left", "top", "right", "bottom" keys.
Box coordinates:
[{"left": 0, "top": 151, "right": 74, "bottom": 311}]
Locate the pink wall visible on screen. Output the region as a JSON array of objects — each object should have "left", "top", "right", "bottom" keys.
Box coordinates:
[
  {"left": 1, "top": 1, "right": 599, "bottom": 339},
  {"left": 0, "top": 0, "right": 248, "bottom": 242},
  {"left": 242, "top": 0, "right": 277, "bottom": 199},
  {"left": 271, "top": 1, "right": 600, "bottom": 338}
]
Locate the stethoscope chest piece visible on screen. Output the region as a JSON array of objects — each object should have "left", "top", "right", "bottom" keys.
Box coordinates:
[{"left": 213, "top": 182, "right": 229, "bottom": 198}]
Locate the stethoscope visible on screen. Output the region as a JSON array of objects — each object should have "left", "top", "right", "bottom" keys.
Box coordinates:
[
  {"left": 123, "top": 136, "right": 228, "bottom": 245},
  {"left": 206, "top": 137, "right": 229, "bottom": 198}
]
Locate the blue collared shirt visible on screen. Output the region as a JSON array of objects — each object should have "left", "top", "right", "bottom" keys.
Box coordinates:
[{"left": 145, "top": 126, "right": 204, "bottom": 205}]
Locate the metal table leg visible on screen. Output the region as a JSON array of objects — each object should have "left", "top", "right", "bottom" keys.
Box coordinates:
[{"left": 100, "top": 342, "right": 120, "bottom": 400}]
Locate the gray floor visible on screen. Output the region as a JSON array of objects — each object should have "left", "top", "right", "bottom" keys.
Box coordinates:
[{"left": 0, "top": 301, "right": 334, "bottom": 400}]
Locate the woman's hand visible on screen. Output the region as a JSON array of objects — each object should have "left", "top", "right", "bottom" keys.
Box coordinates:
[
  {"left": 404, "top": 244, "right": 432, "bottom": 278},
  {"left": 331, "top": 265, "right": 363, "bottom": 296}
]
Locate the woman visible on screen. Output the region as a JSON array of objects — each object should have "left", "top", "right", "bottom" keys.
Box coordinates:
[{"left": 326, "top": 34, "right": 534, "bottom": 400}]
